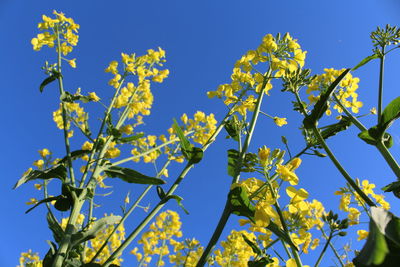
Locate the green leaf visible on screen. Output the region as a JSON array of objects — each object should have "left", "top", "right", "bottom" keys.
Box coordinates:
[
  {"left": 320, "top": 116, "right": 352, "bottom": 140},
  {"left": 25, "top": 196, "right": 61, "bottom": 214},
  {"left": 227, "top": 149, "right": 240, "bottom": 177},
  {"left": 352, "top": 54, "right": 379, "bottom": 71},
  {"left": 188, "top": 147, "right": 204, "bottom": 164},
  {"left": 267, "top": 221, "right": 298, "bottom": 250},
  {"left": 58, "top": 150, "right": 91, "bottom": 166},
  {"left": 303, "top": 69, "right": 351, "bottom": 129},
  {"left": 241, "top": 234, "right": 262, "bottom": 255},
  {"left": 156, "top": 186, "right": 166, "bottom": 199},
  {"left": 380, "top": 96, "right": 400, "bottom": 133},
  {"left": 104, "top": 165, "right": 166, "bottom": 185},
  {"left": 14, "top": 164, "right": 67, "bottom": 189},
  {"left": 47, "top": 212, "right": 64, "bottom": 244},
  {"left": 172, "top": 118, "right": 193, "bottom": 160},
  {"left": 248, "top": 257, "right": 274, "bottom": 267},
  {"left": 353, "top": 207, "right": 400, "bottom": 266},
  {"left": 71, "top": 215, "right": 122, "bottom": 247},
  {"left": 228, "top": 186, "right": 255, "bottom": 220},
  {"left": 382, "top": 181, "right": 400, "bottom": 193},
  {"left": 358, "top": 127, "right": 393, "bottom": 148},
  {"left": 117, "top": 133, "right": 145, "bottom": 143},
  {"left": 166, "top": 195, "right": 189, "bottom": 215},
  {"left": 42, "top": 241, "right": 57, "bottom": 267},
  {"left": 39, "top": 70, "right": 61, "bottom": 93},
  {"left": 54, "top": 195, "right": 72, "bottom": 212},
  {"left": 224, "top": 115, "right": 241, "bottom": 141}
]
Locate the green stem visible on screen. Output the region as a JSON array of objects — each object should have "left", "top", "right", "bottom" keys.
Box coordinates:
[
  {"left": 89, "top": 147, "right": 178, "bottom": 263},
  {"left": 79, "top": 76, "right": 126, "bottom": 187},
  {"left": 51, "top": 191, "right": 85, "bottom": 267},
  {"left": 101, "top": 110, "right": 231, "bottom": 267},
  {"left": 55, "top": 25, "right": 75, "bottom": 185},
  {"left": 312, "top": 126, "right": 375, "bottom": 207},
  {"left": 156, "top": 239, "right": 167, "bottom": 267},
  {"left": 333, "top": 94, "right": 400, "bottom": 180},
  {"left": 266, "top": 176, "right": 302, "bottom": 266},
  {"left": 378, "top": 45, "right": 386, "bottom": 125},
  {"left": 196, "top": 73, "right": 272, "bottom": 267},
  {"left": 321, "top": 228, "right": 344, "bottom": 267},
  {"left": 314, "top": 231, "right": 333, "bottom": 267}
]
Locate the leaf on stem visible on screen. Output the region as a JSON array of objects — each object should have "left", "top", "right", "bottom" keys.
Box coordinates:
[
  {"left": 71, "top": 215, "right": 122, "bottom": 247},
  {"left": 227, "top": 149, "right": 240, "bottom": 177},
  {"left": 242, "top": 234, "right": 262, "bottom": 255},
  {"left": 47, "top": 212, "right": 64, "bottom": 244},
  {"left": 165, "top": 195, "right": 189, "bottom": 215},
  {"left": 39, "top": 70, "right": 61, "bottom": 93},
  {"left": 358, "top": 126, "right": 393, "bottom": 148},
  {"left": 353, "top": 207, "right": 400, "bottom": 266},
  {"left": 104, "top": 165, "right": 166, "bottom": 185},
  {"left": 352, "top": 54, "right": 379, "bottom": 71},
  {"left": 172, "top": 119, "right": 203, "bottom": 164},
  {"left": 379, "top": 96, "right": 400, "bottom": 133},
  {"left": 228, "top": 186, "right": 255, "bottom": 221},
  {"left": 25, "top": 196, "right": 61, "bottom": 214},
  {"left": 303, "top": 69, "right": 351, "bottom": 129},
  {"left": 320, "top": 115, "right": 352, "bottom": 140},
  {"left": 14, "top": 164, "right": 67, "bottom": 189},
  {"left": 117, "top": 133, "right": 144, "bottom": 144}
]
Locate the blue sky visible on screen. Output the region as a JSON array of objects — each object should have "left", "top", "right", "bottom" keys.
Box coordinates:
[{"left": 2, "top": 0, "right": 400, "bottom": 266}]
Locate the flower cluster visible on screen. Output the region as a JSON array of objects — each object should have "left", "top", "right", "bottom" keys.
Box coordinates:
[
  {"left": 207, "top": 33, "right": 307, "bottom": 116},
  {"left": 306, "top": 68, "right": 362, "bottom": 115},
  {"left": 31, "top": 10, "right": 79, "bottom": 67},
  {"left": 130, "top": 210, "right": 187, "bottom": 266}
]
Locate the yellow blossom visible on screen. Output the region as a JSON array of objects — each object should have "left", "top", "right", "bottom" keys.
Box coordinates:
[{"left": 273, "top": 117, "right": 287, "bottom": 127}]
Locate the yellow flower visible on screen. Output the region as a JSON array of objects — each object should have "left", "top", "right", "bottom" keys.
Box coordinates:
[
  {"left": 68, "top": 58, "right": 76, "bottom": 68},
  {"left": 26, "top": 198, "right": 38, "bottom": 205},
  {"left": 81, "top": 141, "right": 93, "bottom": 151},
  {"left": 38, "top": 148, "right": 50, "bottom": 157},
  {"left": 273, "top": 117, "right": 287, "bottom": 127},
  {"left": 258, "top": 145, "right": 271, "bottom": 167},
  {"left": 33, "top": 159, "right": 44, "bottom": 169},
  {"left": 357, "top": 230, "right": 369, "bottom": 241},
  {"left": 88, "top": 92, "right": 100, "bottom": 102}
]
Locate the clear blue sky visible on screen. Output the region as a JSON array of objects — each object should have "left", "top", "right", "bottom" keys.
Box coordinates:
[{"left": 2, "top": 0, "right": 400, "bottom": 266}]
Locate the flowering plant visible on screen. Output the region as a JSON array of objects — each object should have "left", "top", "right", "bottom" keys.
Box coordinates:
[{"left": 17, "top": 12, "right": 400, "bottom": 267}]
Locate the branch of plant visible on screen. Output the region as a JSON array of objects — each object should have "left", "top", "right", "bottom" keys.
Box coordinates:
[
  {"left": 378, "top": 45, "right": 386, "bottom": 125},
  {"left": 196, "top": 73, "right": 274, "bottom": 267},
  {"left": 89, "top": 146, "right": 179, "bottom": 263},
  {"left": 55, "top": 25, "right": 75, "bottom": 186},
  {"left": 101, "top": 107, "right": 233, "bottom": 267},
  {"left": 333, "top": 94, "right": 400, "bottom": 180},
  {"left": 79, "top": 75, "right": 126, "bottom": 188},
  {"left": 320, "top": 228, "right": 345, "bottom": 267},
  {"left": 314, "top": 231, "right": 333, "bottom": 267}
]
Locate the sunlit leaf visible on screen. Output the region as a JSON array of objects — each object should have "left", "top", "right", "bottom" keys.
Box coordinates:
[{"left": 104, "top": 165, "right": 166, "bottom": 185}]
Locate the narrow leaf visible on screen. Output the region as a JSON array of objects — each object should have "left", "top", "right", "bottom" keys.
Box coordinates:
[
  {"left": 241, "top": 234, "right": 262, "bottom": 255},
  {"left": 320, "top": 116, "right": 352, "bottom": 140},
  {"left": 14, "top": 164, "right": 67, "bottom": 189},
  {"left": 117, "top": 133, "right": 145, "bottom": 143},
  {"left": 303, "top": 69, "right": 351, "bottom": 129},
  {"left": 166, "top": 195, "right": 189, "bottom": 214},
  {"left": 25, "top": 196, "right": 60, "bottom": 214},
  {"left": 172, "top": 118, "right": 193, "bottom": 160},
  {"left": 39, "top": 71, "right": 61, "bottom": 93},
  {"left": 352, "top": 54, "right": 379, "bottom": 71},
  {"left": 157, "top": 186, "right": 166, "bottom": 199},
  {"left": 104, "top": 165, "right": 166, "bottom": 185},
  {"left": 267, "top": 221, "right": 298, "bottom": 250},
  {"left": 382, "top": 181, "right": 400, "bottom": 193},
  {"left": 71, "top": 215, "right": 122, "bottom": 246}
]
